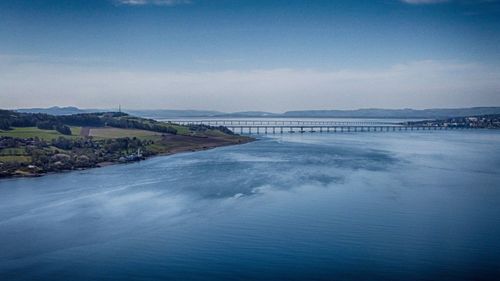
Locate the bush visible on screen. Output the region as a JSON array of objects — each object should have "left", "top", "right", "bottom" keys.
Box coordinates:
[
  {"left": 55, "top": 124, "right": 72, "bottom": 135},
  {"left": 0, "top": 119, "right": 10, "bottom": 130}
]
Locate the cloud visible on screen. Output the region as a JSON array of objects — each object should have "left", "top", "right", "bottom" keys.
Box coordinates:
[
  {"left": 400, "top": 0, "right": 450, "bottom": 4},
  {"left": 1, "top": 57, "right": 499, "bottom": 111},
  {"left": 115, "top": 0, "right": 191, "bottom": 6}
]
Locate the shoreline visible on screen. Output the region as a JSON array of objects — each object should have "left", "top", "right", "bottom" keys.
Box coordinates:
[
  {"left": 99, "top": 136, "right": 256, "bottom": 168},
  {"left": 2, "top": 136, "right": 255, "bottom": 179}
]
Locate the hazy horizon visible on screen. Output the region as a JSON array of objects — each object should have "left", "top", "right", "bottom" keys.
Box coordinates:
[{"left": 8, "top": 105, "right": 500, "bottom": 113}]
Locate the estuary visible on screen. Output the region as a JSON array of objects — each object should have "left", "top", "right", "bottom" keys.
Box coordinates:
[{"left": 1, "top": 130, "right": 499, "bottom": 281}]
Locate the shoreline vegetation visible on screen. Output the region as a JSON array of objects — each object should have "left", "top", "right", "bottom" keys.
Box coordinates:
[{"left": 0, "top": 110, "right": 253, "bottom": 178}]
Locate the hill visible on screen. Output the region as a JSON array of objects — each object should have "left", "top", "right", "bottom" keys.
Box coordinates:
[
  {"left": 16, "top": 106, "right": 103, "bottom": 115},
  {"left": 282, "top": 107, "right": 500, "bottom": 119},
  {"left": 15, "top": 106, "right": 500, "bottom": 119},
  {"left": 0, "top": 110, "right": 251, "bottom": 178},
  {"left": 16, "top": 107, "right": 223, "bottom": 118}
]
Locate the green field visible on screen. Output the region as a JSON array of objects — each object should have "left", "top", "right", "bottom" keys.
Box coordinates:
[
  {"left": 169, "top": 124, "right": 190, "bottom": 135},
  {"left": 0, "top": 126, "right": 184, "bottom": 141},
  {"left": 0, "top": 147, "right": 27, "bottom": 156},
  {"left": 88, "top": 127, "right": 161, "bottom": 139},
  {"left": 0, "top": 155, "right": 31, "bottom": 163},
  {"left": 70, "top": 126, "right": 82, "bottom": 135},
  {"left": 0, "top": 127, "right": 81, "bottom": 140}
]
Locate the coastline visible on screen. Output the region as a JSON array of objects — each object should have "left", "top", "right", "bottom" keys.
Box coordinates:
[
  {"left": 98, "top": 135, "right": 256, "bottom": 168},
  {"left": 2, "top": 136, "right": 255, "bottom": 179}
]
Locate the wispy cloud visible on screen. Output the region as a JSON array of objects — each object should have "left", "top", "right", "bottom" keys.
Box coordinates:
[
  {"left": 400, "top": 0, "right": 450, "bottom": 4},
  {"left": 115, "top": 0, "right": 191, "bottom": 6},
  {"left": 1, "top": 56, "right": 499, "bottom": 111}
]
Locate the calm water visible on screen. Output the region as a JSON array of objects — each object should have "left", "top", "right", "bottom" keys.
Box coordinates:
[{"left": 1, "top": 131, "right": 500, "bottom": 281}]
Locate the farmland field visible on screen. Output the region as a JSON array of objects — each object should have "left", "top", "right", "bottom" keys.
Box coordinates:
[
  {"left": 0, "top": 127, "right": 81, "bottom": 140},
  {"left": 88, "top": 127, "right": 161, "bottom": 139}
]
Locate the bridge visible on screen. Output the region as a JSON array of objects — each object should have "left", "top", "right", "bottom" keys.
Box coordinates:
[
  {"left": 165, "top": 119, "right": 470, "bottom": 134},
  {"left": 167, "top": 119, "right": 398, "bottom": 126},
  {"left": 221, "top": 125, "right": 465, "bottom": 134}
]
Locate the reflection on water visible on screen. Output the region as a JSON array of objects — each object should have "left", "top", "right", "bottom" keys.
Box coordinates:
[{"left": 1, "top": 131, "right": 500, "bottom": 280}]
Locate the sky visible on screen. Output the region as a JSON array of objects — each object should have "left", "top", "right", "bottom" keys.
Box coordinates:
[{"left": 1, "top": 0, "right": 500, "bottom": 112}]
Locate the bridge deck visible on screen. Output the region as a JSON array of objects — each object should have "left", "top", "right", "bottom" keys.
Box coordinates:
[
  {"left": 222, "top": 125, "right": 466, "bottom": 134},
  {"left": 167, "top": 120, "right": 400, "bottom": 126},
  {"left": 162, "top": 120, "right": 472, "bottom": 134}
]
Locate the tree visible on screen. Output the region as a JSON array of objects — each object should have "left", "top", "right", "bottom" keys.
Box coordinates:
[{"left": 55, "top": 124, "right": 72, "bottom": 135}]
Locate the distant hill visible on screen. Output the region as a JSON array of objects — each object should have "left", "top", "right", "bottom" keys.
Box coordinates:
[
  {"left": 14, "top": 106, "right": 500, "bottom": 119},
  {"left": 16, "top": 107, "right": 224, "bottom": 118},
  {"left": 214, "top": 111, "right": 278, "bottom": 118},
  {"left": 16, "top": 106, "right": 104, "bottom": 115},
  {"left": 127, "top": 109, "right": 224, "bottom": 118},
  {"left": 282, "top": 107, "right": 500, "bottom": 119}
]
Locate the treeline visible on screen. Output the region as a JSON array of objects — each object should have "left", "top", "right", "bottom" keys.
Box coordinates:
[
  {"left": 188, "top": 124, "right": 234, "bottom": 135},
  {"left": 0, "top": 110, "right": 105, "bottom": 130},
  {"left": 36, "top": 121, "right": 72, "bottom": 135},
  {"left": 0, "top": 109, "right": 242, "bottom": 136},
  {"left": 104, "top": 116, "right": 177, "bottom": 134},
  {"left": 0, "top": 110, "right": 177, "bottom": 134}
]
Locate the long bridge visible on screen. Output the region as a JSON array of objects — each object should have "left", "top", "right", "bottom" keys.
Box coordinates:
[
  {"left": 165, "top": 119, "right": 471, "bottom": 134},
  {"left": 222, "top": 125, "right": 465, "bottom": 134},
  {"left": 168, "top": 119, "right": 399, "bottom": 126}
]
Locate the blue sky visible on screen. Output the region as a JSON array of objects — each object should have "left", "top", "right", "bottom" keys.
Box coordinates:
[{"left": 1, "top": 0, "right": 500, "bottom": 111}]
